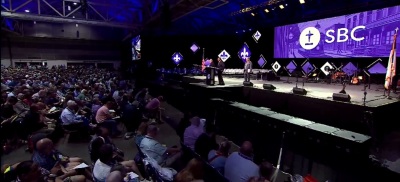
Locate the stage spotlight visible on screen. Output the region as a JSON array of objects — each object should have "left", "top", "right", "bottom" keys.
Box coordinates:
[
  {"left": 251, "top": 13, "right": 255, "bottom": 16},
  {"left": 264, "top": 9, "right": 269, "bottom": 13},
  {"left": 279, "top": 5, "right": 284, "bottom": 9},
  {"left": 25, "top": 9, "right": 30, "bottom": 13},
  {"left": 299, "top": 0, "right": 305, "bottom": 4}
]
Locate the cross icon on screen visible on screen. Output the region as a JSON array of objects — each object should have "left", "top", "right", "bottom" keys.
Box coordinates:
[{"left": 305, "top": 30, "right": 314, "bottom": 45}]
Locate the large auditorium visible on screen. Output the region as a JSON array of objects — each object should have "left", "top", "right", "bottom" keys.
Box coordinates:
[{"left": 1, "top": 0, "right": 400, "bottom": 182}]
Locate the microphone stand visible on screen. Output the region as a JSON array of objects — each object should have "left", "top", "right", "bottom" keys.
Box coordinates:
[
  {"left": 284, "top": 70, "right": 292, "bottom": 84},
  {"left": 363, "top": 85, "right": 368, "bottom": 106},
  {"left": 272, "top": 132, "right": 285, "bottom": 182}
]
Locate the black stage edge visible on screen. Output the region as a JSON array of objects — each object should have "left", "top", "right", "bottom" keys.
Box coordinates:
[{"left": 181, "top": 76, "right": 400, "bottom": 137}]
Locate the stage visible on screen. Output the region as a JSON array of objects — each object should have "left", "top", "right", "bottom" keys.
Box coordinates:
[{"left": 182, "top": 75, "right": 400, "bottom": 135}]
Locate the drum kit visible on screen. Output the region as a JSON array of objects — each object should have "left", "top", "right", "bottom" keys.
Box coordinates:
[{"left": 327, "top": 67, "right": 359, "bottom": 84}]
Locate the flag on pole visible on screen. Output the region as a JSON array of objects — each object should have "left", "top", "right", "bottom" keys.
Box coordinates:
[{"left": 384, "top": 28, "right": 398, "bottom": 90}]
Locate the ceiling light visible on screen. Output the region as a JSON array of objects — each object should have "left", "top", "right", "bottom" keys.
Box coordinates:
[
  {"left": 2, "top": 0, "right": 5, "bottom": 4},
  {"left": 68, "top": 6, "right": 71, "bottom": 11},
  {"left": 279, "top": 5, "right": 284, "bottom": 9},
  {"left": 72, "top": 16, "right": 75, "bottom": 18},
  {"left": 34, "top": 21, "right": 36, "bottom": 24},
  {"left": 73, "top": 2, "right": 77, "bottom": 5},
  {"left": 299, "top": 0, "right": 305, "bottom": 4},
  {"left": 76, "top": 24, "right": 78, "bottom": 27},
  {"left": 251, "top": 13, "right": 255, "bottom": 16},
  {"left": 25, "top": 9, "right": 30, "bottom": 13},
  {"left": 264, "top": 9, "right": 269, "bottom": 13}
]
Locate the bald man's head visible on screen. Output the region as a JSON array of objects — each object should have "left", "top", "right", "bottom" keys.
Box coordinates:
[
  {"left": 36, "top": 138, "right": 53, "bottom": 155},
  {"left": 240, "top": 141, "right": 253, "bottom": 157}
]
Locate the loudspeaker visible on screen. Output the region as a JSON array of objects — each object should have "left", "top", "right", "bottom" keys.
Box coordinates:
[
  {"left": 243, "top": 81, "right": 253, "bottom": 86},
  {"left": 263, "top": 84, "right": 276, "bottom": 90},
  {"left": 293, "top": 87, "right": 307, "bottom": 95},
  {"left": 332, "top": 93, "right": 351, "bottom": 102}
]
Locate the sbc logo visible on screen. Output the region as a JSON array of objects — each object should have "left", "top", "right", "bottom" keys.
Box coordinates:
[
  {"left": 299, "top": 27, "right": 321, "bottom": 50},
  {"left": 299, "top": 26, "right": 366, "bottom": 50}
]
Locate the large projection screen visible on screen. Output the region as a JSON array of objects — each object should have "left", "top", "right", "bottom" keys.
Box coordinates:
[{"left": 274, "top": 5, "right": 400, "bottom": 58}]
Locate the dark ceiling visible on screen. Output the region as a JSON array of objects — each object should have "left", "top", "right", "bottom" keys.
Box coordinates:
[{"left": 1, "top": 0, "right": 399, "bottom": 38}]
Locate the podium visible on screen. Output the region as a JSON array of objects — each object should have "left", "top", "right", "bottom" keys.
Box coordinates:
[{"left": 205, "top": 67, "right": 216, "bottom": 85}]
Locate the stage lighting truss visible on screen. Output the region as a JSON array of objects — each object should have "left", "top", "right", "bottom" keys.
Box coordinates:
[
  {"left": 365, "top": 58, "right": 386, "bottom": 77},
  {"left": 171, "top": 52, "right": 184, "bottom": 65},
  {"left": 272, "top": 61, "right": 281, "bottom": 73},
  {"left": 252, "top": 31, "right": 261, "bottom": 43},
  {"left": 320, "top": 62, "right": 336, "bottom": 76},
  {"left": 238, "top": 42, "right": 252, "bottom": 63},
  {"left": 342, "top": 62, "right": 357, "bottom": 76},
  {"left": 258, "top": 55, "right": 267, "bottom": 68},
  {"left": 285, "top": 60, "right": 297, "bottom": 76},
  {"left": 190, "top": 43, "right": 200, "bottom": 53},
  {"left": 301, "top": 60, "right": 317, "bottom": 76},
  {"left": 218, "top": 50, "right": 231, "bottom": 62}
]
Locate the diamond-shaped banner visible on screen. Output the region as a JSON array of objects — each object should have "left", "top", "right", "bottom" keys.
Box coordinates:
[
  {"left": 190, "top": 43, "right": 200, "bottom": 53},
  {"left": 320, "top": 62, "right": 334, "bottom": 76},
  {"left": 342, "top": 62, "right": 357, "bottom": 75},
  {"left": 286, "top": 61, "right": 297, "bottom": 74},
  {"left": 258, "top": 55, "right": 266, "bottom": 68},
  {"left": 301, "top": 61, "right": 316, "bottom": 76},
  {"left": 253, "top": 31, "right": 261, "bottom": 43},
  {"left": 171, "top": 52, "right": 183, "bottom": 65},
  {"left": 218, "top": 50, "right": 231, "bottom": 62},
  {"left": 272, "top": 61, "right": 281, "bottom": 72},
  {"left": 238, "top": 43, "right": 251, "bottom": 63}
]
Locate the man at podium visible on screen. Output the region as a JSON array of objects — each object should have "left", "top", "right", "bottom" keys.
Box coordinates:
[{"left": 205, "top": 59, "right": 216, "bottom": 85}]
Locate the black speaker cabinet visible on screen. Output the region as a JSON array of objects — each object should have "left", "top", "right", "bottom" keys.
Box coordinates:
[
  {"left": 293, "top": 87, "right": 307, "bottom": 95},
  {"left": 263, "top": 84, "right": 276, "bottom": 90},
  {"left": 243, "top": 81, "right": 253, "bottom": 87},
  {"left": 332, "top": 93, "right": 351, "bottom": 102}
]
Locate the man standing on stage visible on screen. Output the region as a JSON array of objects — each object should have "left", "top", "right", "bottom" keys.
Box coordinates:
[
  {"left": 217, "top": 57, "right": 225, "bottom": 85},
  {"left": 244, "top": 57, "right": 252, "bottom": 82}
]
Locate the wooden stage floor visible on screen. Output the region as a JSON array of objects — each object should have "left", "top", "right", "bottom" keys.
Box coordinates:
[{"left": 185, "top": 76, "right": 400, "bottom": 108}]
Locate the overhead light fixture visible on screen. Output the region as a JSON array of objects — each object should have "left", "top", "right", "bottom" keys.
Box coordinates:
[
  {"left": 68, "top": 6, "right": 71, "bottom": 11},
  {"left": 251, "top": 13, "right": 255, "bottom": 16},
  {"left": 264, "top": 9, "right": 269, "bottom": 13},
  {"left": 76, "top": 24, "right": 78, "bottom": 27},
  {"left": 33, "top": 21, "right": 36, "bottom": 24},
  {"left": 72, "top": 16, "right": 75, "bottom": 18},
  {"left": 299, "top": 0, "right": 305, "bottom": 4},
  {"left": 73, "top": 2, "right": 77, "bottom": 5},
  {"left": 279, "top": 5, "right": 284, "bottom": 9},
  {"left": 25, "top": 9, "right": 30, "bottom": 13},
  {"left": 2, "top": 0, "right": 5, "bottom": 4}
]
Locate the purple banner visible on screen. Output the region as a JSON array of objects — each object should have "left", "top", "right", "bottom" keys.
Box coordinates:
[{"left": 274, "top": 5, "right": 400, "bottom": 58}]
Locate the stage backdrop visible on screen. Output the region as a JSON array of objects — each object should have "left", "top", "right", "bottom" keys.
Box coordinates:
[
  {"left": 141, "top": 29, "right": 274, "bottom": 69},
  {"left": 274, "top": 5, "right": 400, "bottom": 59}
]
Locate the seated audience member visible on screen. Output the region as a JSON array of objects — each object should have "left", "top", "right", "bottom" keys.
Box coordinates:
[
  {"left": 135, "top": 121, "right": 149, "bottom": 146},
  {"left": 260, "top": 161, "right": 275, "bottom": 182},
  {"left": 176, "top": 111, "right": 193, "bottom": 141},
  {"left": 95, "top": 98, "right": 120, "bottom": 137},
  {"left": 32, "top": 138, "right": 84, "bottom": 172},
  {"left": 106, "top": 164, "right": 127, "bottom": 182},
  {"left": 122, "top": 98, "right": 142, "bottom": 139},
  {"left": 208, "top": 140, "right": 231, "bottom": 175},
  {"left": 93, "top": 144, "right": 145, "bottom": 182},
  {"left": 89, "top": 126, "right": 124, "bottom": 163},
  {"left": 195, "top": 124, "right": 218, "bottom": 159},
  {"left": 14, "top": 93, "right": 29, "bottom": 117},
  {"left": 91, "top": 98, "right": 102, "bottom": 120},
  {"left": 175, "top": 158, "right": 204, "bottom": 182},
  {"left": 2, "top": 163, "right": 20, "bottom": 182},
  {"left": 134, "top": 88, "right": 147, "bottom": 106},
  {"left": 140, "top": 125, "right": 181, "bottom": 167},
  {"left": 60, "top": 100, "right": 89, "bottom": 136},
  {"left": 144, "top": 96, "right": 163, "bottom": 122},
  {"left": 23, "top": 104, "right": 48, "bottom": 137},
  {"left": 183, "top": 116, "right": 204, "bottom": 150},
  {"left": 15, "top": 160, "right": 85, "bottom": 182},
  {"left": 224, "top": 141, "right": 259, "bottom": 182}
]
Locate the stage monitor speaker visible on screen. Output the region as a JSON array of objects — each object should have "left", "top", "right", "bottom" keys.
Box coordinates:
[
  {"left": 263, "top": 84, "right": 276, "bottom": 90},
  {"left": 243, "top": 81, "right": 253, "bottom": 87},
  {"left": 293, "top": 87, "right": 307, "bottom": 95},
  {"left": 332, "top": 93, "right": 351, "bottom": 102}
]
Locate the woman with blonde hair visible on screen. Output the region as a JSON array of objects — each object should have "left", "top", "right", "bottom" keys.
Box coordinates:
[{"left": 175, "top": 158, "right": 204, "bottom": 182}]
